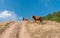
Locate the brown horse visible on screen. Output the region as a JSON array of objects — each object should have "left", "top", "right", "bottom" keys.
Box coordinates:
[
  {"left": 32, "top": 16, "right": 43, "bottom": 23},
  {"left": 23, "top": 18, "right": 28, "bottom": 21}
]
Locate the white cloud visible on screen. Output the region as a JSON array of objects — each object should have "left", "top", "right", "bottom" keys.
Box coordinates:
[
  {"left": 19, "top": 17, "right": 23, "bottom": 20},
  {"left": 18, "top": 17, "right": 23, "bottom": 21},
  {"left": 0, "top": 10, "right": 17, "bottom": 21}
]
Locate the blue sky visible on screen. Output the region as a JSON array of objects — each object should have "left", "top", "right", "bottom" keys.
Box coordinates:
[{"left": 0, "top": 0, "right": 60, "bottom": 21}]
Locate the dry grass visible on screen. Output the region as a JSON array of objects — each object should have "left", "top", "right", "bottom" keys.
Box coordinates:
[
  {"left": 26, "top": 21, "right": 60, "bottom": 38},
  {"left": 0, "top": 21, "right": 15, "bottom": 34},
  {"left": 0, "top": 21, "right": 60, "bottom": 38}
]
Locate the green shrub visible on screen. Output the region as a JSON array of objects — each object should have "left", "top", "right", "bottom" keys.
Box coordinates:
[{"left": 43, "top": 11, "right": 60, "bottom": 22}]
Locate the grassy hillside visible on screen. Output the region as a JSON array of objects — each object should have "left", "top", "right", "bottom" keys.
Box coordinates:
[
  {"left": 26, "top": 21, "right": 60, "bottom": 38},
  {"left": 0, "top": 21, "right": 60, "bottom": 38},
  {"left": 0, "top": 21, "right": 15, "bottom": 34},
  {"left": 43, "top": 11, "right": 60, "bottom": 22}
]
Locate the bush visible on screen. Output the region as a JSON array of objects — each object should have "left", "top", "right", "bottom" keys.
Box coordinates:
[{"left": 43, "top": 11, "right": 60, "bottom": 22}]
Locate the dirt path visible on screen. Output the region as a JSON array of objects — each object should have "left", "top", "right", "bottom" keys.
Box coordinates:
[
  {"left": 0, "top": 22, "right": 18, "bottom": 38},
  {"left": 0, "top": 21, "right": 32, "bottom": 38},
  {"left": 19, "top": 21, "right": 32, "bottom": 38}
]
